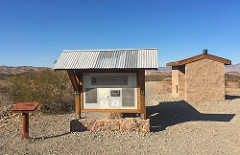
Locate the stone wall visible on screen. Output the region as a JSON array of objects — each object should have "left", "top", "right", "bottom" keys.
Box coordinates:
[
  {"left": 70, "top": 117, "right": 150, "bottom": 132},
  {"left": 171, "top": 66, "right": 185, "bottom": 99},
  {"left": 178, "top": 65, "right": 185, "bottom": 98},
  {"left": 185, "top": 58, "right": 225, "bottom": 100},
  {"left": 172, "top": 66, "right": 179, "bottom": 96}
]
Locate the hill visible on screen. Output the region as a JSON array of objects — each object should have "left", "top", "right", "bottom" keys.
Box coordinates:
[
  {"left": 225, "top": 63, "right": 240, "bottom": 73},
  {"left": 0, "top": 66, "right": 47, "bottom": 76},
  {"left": 0, "top": 67, "right": 74, "bottom": 114}
]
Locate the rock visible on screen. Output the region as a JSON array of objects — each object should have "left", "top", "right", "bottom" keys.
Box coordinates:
[
  {"left": 120, "top": 118, "right": 150, "bottom": 132},
  {"left": 94, "top": 118, "right": 120, "bottom": 131},
  {"left": 109, "top": 113, "right": 123, "bottom": 119},
  {"left": 70, "top": 119, "right": 87, "bottom": 132},
  {"left": 70, "top": 117, "right": 150, "bottom": 132}
]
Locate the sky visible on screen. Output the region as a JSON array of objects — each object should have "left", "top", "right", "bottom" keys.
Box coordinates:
[{"left": 0, "top": 0, "right": 240, "bottom": 67}]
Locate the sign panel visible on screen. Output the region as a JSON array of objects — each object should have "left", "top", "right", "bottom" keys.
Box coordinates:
[
  {"left": 100, "top": 99, "right": 109, "bottom": 108},
  {"left": 85, "top": 88, "right": 97, "bottom": 103},
  {"left": 122, "top": 88, "right": 135, "bottom": 106},
  {"left": 12, "top": 102, "right": 39, "bottom": 112},
  {"left": 111, "top": 90, "right": 120, "bottom": 97},
  {"left": 92, "top": 76, "right": 128, "bottom": 85},
  {"left": 83, "top": 73, "right": 137, "bottom": 109},
  {"left": 111, "top": 99, "right": 120, "bottom": 107}
]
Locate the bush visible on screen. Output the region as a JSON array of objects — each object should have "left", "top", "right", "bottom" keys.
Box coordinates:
[
  {"left": 9, "top": 69, "right": 75, "bottom": 114},
  {"left": 225, "top": 73, "right": 240, "bottom": 82}
]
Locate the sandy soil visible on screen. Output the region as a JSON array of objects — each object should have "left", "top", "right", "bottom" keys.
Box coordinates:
[{"left": 1, "top": 81, "right": 240, "bottom": 154}]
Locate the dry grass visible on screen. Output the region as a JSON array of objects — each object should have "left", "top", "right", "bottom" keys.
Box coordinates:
[
  {"left": 0, "top": 69, "right": 75, "bottom": 114},
  {"left": 145, "top": 71, "right": 171, "bottom": 81}
]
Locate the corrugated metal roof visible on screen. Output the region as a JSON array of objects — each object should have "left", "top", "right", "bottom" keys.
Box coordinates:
[{"left": 53, "top": 49, "right": 159, "bottom": 70}]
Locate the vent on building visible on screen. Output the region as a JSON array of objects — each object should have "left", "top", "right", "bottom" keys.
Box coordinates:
[{"left": 203, "top": 49, "right": 208, "bottom": 54}]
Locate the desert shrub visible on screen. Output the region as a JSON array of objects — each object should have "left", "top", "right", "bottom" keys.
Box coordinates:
[
  {"left": 10, "top": 69, "right": 75, "bottom": 114},
  {"left": 225, "top": 73, "right": 240, "bottom": 82},
  {"left": 225, "top": 73, "right": 240, "bottom": 88}
]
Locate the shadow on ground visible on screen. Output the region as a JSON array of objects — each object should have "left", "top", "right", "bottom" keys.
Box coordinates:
[
  {"left": 226, "top": 95, "right": 240, "bottom": 100},
  {"left": 147, "top": 100, "right": 235, "bottom": 132},
  {"left": 32, "top": 132, "right": 71, "bottom": 140}
]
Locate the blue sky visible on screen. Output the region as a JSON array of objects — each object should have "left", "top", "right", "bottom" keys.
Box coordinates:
[{"left": 0, "top": 0, "right": 239, "bottom": 67}]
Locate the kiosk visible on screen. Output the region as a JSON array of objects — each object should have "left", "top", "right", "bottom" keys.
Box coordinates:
[{"left": 54, "top": 49, "right": 158, "bottom": 119}]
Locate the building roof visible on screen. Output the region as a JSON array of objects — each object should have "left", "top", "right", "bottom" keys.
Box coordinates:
[
  {"left": 166, "top": 50, "right": 231, "bottom": 66},
  {"left": 53, "top": 48, "right": 159, "bottom": 70}
]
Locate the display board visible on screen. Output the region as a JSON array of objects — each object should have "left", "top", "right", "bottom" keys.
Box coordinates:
[
  {"left": 83, "top": 73, "right": 137, "bottom": 109},
  {"left": 92, "top": 76, "right": 128, "bottom": 85},
  {"left": 85, "top": 88, "right": 97, "bottom": 103}
]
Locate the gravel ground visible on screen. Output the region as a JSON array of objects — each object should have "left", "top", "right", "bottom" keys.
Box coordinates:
[{"left": 1, "top": 81, "right": 240, "bottom": 154}]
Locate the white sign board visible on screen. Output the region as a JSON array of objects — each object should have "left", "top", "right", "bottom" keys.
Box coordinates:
[{"left": 83, "top": 73, "right": 137, "bottom": 109}]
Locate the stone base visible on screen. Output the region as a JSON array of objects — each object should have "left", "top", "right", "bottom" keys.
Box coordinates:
[{"left": 70, "top": 117, "right": 150, "bottom": 132}]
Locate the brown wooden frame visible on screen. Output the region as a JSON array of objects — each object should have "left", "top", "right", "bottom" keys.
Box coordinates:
[{"left": 67, "top": 69, "right": 146, "bottom": 119}]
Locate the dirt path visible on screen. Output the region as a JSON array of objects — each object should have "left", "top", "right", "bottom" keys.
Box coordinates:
[{"left": 1, "top": 81, "right": 240, "bottom": 154}]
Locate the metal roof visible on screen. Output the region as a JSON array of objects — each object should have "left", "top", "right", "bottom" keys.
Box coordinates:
[{"left": 53, "top": 49, "right": 159, "bottom": 70}]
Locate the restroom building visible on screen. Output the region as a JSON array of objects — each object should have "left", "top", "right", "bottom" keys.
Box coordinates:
[{"left": 166, "top": 49, "right": 231, "bottom": 101}]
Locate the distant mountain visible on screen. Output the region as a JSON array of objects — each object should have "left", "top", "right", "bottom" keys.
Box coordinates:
[
  {"left": 0, "top": 66, "right": 48, "bottom": 76},
  {"left": 225, "top": 63, "right": 240, "bottom": 73},
  {"left": 157, "top": 66, "right": 171, "bottom": 72},
  {"left": 0, "top": 63, "right": 239, "bottom": 76}
]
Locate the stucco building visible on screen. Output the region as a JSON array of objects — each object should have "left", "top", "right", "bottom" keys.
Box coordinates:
[{"left": 166, "top": 49, "right": 231, "bottom": 101}]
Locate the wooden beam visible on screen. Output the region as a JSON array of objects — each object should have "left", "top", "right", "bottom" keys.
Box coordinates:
[
  {"left": 75, "top": 91, "right": 80, "bottom": 119},
  {"left": 78, "top": 73, "right": 83, "bottom": 118},
  {"left": 68, "top": 69, "right": 140, "bottom": 73},
  {"left": 82, "top": 109, "right": 140, "bottom": 113},
  {"left": 206, "top": 54, "right": 231, "bottom": 65},
  {"left": 166, "top": 54, "right": 231, "bottom": 66},
  {"left": 22, "top": 113, "right": 29, "bottom": 139},
  {"left": 137, "top": 71, "right": 141, "bottom": 112},
  {"left": 139, "top": 69, "right": 146, "bottom": 120},
  {"left": 178, "top": 55, "right": 204, "bottom": 66},
  {"left": 67, "top": 70, "right": 82, "bottom": 119},
  {"left": 67, "top": 70, "right": 79, "bottom": 91}
]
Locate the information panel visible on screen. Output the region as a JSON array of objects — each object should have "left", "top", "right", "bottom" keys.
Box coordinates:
[
  {"left": 92, "top": 76, "right": 128, "bottom": 85},
  {"left": 111, "top": 90, "right": 120, "bottom": 97},
  {"left": 83, "top": 73, "right": 137, "bottom": 109},
  {"left": 122, "top": 88, "right": 135, "bottom": 106},
  {"left": 85, "top": 88, "right": 97, "bottom": 103}
]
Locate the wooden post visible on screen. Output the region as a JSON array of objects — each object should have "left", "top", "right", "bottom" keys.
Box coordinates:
[
  {"left": 79, "top": 73, "right": 83, "bottom": 118},
  {"left": 11, "top": 103, "right": 39, "bottom": 139},
  {"left": 137, "top": 71, "right": 141, "bottom": 114},
  {"left": 139, "top": 70, "right": 146, "bottom": 120},
  {"left": 67, "top": 70, "right": 82, "bottom": 119},
  {"left": 22, "top": 113, "right": 29, "bottom": 139},
  {"left": 75, "top": 91, "right": 81, "bottom": 119},
  {"left": 142, "top": 70, "right": 146, "bottom": 120}
]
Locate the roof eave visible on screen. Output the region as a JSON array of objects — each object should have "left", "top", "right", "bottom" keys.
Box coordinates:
[
  {"left": 166, "top": 54, "right": 232, "bottom": 66},
  {"left": 53, "top": 68, "right": 158, "bottom": 71}
]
